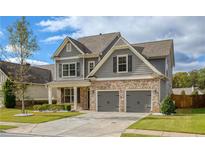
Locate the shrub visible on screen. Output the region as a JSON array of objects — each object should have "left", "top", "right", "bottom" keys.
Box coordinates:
[
  {"left": 33, "top": 105, "right": 42, "bottom": 111},
  {"left": 2, "top": 79, "right": 16, "bottom": 108},
  {"left": 33, "top": 104, "right": 71, "bottom": 111},
  {"left": 160, "top": 96, "right": 176, "bottom": 115}
]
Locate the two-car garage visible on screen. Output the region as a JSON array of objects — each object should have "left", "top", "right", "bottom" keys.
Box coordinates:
[{"left": 97, "top": 90, "right": 151, "bottom": 113}]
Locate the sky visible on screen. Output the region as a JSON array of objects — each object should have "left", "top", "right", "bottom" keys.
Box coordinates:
[{"left": 0, "top": 16, "right": 205, "bottom": 72}]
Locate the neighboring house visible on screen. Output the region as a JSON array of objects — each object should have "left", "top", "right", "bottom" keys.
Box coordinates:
[
  {"left": 0, "top": 61, "right": 56, "bottom": 106},
  {"left": 47, "top": 32, "right": 175, "bottom": 113},
  {"left": 172, "top": 87, "right": 204, "bottom": 95}
]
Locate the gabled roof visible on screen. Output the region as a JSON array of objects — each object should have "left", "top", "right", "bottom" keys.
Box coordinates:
[
  {"left": 0, "top": 61, "right": 52, "bottom": 84},
  {"left": 87, "top": 37, "right": 165, "bottom": 78},
  {"left": 78, "top": 32, "right": 121, "bottom": 54},
  {"left": 52, "top": 37, "right": 89, "bottom": 57},
  {"left": 132, "top": 39, "right": 173, "bottom": 58}
]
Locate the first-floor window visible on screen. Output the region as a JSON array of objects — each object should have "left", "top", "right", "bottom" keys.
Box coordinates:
[
  {"left": 64, "top": 88, "right": 74, "bottom": 103},
  {"left": 62, "top": 63, "right": 76, "bottom": 77}
]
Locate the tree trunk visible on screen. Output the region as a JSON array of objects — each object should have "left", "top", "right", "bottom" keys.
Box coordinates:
[{"left": 21, "top": 90, "right": 25, "bottom": 113}]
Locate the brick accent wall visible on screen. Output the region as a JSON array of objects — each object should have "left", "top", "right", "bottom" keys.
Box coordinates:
[
  {"left": 77, "top": 87, "right": 88, "bottom": 110},
  {"left": 90, "top": 79, "right": 160, "bottom": 112}
]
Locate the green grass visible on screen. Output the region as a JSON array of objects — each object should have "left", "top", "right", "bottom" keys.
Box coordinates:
[
  {"left": 0, "top": 125, "right": 17, "bottom": 131},
  {"left": 121, "top": 133, "right": 159, "bottom": 137},
  {"left": 0, "top": 108, "right": 82, "bottom": 123},
  {"left": 129, "top": 108, "right": 205, "bottom": 134}
]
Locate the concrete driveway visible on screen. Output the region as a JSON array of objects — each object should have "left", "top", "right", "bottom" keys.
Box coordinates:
[{"left": 5, "top": 111, "right": 148, "bottom": 137}]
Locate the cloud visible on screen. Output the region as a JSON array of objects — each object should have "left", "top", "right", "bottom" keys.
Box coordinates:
[
  {"left": 36, "top": 17, "right": 73, "bottom": 32},
  {"left": 37, "top": 16, "right": 205, "bottom": 72},
  {"left": 7, "top": 57, "right": 49, "bottom": 66},
  {"left": 41, "top": 34, "right": 67, "bottom": 43},
  {"left": 0, "top": 30, "right": 3, "bottom": 37}
]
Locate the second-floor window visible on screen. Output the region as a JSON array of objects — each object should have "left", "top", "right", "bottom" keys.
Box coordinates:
[
  {"left": 62, "top": 63, "right": 76, "bottom": 77},
  {"left": 117, "top": 55, "right": 128, "bottom": 73},
  {"left": 88, "top": 61, "right": 95, "bottom": 73},
  {"left": 66, "top": 43, "right": 71, "bottom": 52}
]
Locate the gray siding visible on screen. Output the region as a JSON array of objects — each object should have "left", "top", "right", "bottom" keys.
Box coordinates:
[
  {"left": 85, "top": 58, "right": 99, "bottom": 77},
  {"left": 160, "top": 79, "right": 166, "bottom": 102},
  {"left": 149, "top": 59, "right": 165, "bottom": 75},
  {"left": 95, "top": 48, "right": 153, "bottom": 78},
  {"left": 56, "top": 58, "right": 84, "bottom": 80},
  {"left": 58, "top": 42, "right": 82, "bottom": 57}
]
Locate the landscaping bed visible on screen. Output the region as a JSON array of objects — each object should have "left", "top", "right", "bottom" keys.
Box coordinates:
[
  {"left": 128, "top": 108, "right": 205, "bottom": 134},
  {"left": 0, "top": 108, "right": 82, "bottom": 123}
]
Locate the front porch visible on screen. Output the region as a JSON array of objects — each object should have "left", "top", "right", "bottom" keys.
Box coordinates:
[{"left": 47, "top": 80, "right": 91, "bottom": 111}]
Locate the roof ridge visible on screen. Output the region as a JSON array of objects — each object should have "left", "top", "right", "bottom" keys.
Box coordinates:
[
  {"left": 77, "top": 32, "right": 121, "bottom": 40},
  {"left": 133, "top": 39, "right": 173, "bottom": 45}
]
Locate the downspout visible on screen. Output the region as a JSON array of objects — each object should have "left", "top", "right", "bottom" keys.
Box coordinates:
[{"left": 83, "top": 55, "right": 85, "bottom": 80}]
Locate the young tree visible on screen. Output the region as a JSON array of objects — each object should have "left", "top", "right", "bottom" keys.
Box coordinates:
[{"left": 7, "top": 17, "right": 39, "bottom": 113}]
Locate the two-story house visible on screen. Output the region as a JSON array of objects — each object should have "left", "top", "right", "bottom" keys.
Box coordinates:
[{"left": 47, "top": 32, "right": 175, "bottom": 113}]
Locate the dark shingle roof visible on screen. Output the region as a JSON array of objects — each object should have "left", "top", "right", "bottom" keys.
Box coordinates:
[
  {"left": 77, "top": 32, "right": 121, "bottom": 54},
  {"left": 132, "top": 39, "right": 173, "bottom": 58},
  {"left": 0, "top": 61, "right": 52, "bottom": 84}
]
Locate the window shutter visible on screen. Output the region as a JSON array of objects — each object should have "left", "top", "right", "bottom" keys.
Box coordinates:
[
  {"left": 77, "top": 62, "right": 80, "bottom": 76},
  {"left": 77, "top": 88, "right": 80, "bottom": 103},
  {"left": 59, "top": 64, "right": 62, "bottom": 78},
  {"left": 113, "top": 56, "right": 117, "bottom": 73},
  {"left": 128, "top": 55, "right": 132, "bottom": 72}
]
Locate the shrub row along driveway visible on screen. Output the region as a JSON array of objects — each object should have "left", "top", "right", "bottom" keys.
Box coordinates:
[{"left": 5, "top": 111, "right": 148, "bottom": 137}]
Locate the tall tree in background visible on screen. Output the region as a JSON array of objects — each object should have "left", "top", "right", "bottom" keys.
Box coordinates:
[
  {"left": 173, "top": 72, "right": 191, "bottom": 88},
  {"left": 7, "top": 17, "right": 39, "bottom": 113},
  {"left": 198, "top": 68, "right": 205, "bottom": 89}
]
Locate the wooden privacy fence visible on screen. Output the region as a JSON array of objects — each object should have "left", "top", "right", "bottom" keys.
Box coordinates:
[{"left": 171, "top": 94, "right": 205, "bottom": 108}]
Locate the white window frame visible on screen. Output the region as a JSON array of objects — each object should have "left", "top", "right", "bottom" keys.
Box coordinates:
[
  {"left": 66, "top": 43, "right": 72, "bottom": 52},
  {"left": 64, "top": 88, "right": 74, "bottom": 103},
  {"left": 88, "top": 61, "right": 95, "bottom": 74},
  {"left": 117, "top": 54, "right": 128, "bottom": 73},
  {"left": 62, "top": 62, "right": 77, "bottom": 77}
]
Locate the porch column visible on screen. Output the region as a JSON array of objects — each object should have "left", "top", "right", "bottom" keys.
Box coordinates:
[
  {"left": 48, "top": 86, "right": 52, "bottom": 104},
  {"left": 74, "top": 87, "right": 77, "bottom": 110}
]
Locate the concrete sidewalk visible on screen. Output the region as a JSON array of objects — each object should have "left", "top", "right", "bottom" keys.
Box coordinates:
[{"left": 124, "top": 129, "right": 205, "bottom": 137}]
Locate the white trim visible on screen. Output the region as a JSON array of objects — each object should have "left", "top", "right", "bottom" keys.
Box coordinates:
[
  {"left": 89, "top": 75, "right": 155, "bottom": 81},
  {"left": 55, "top": 56, "right": 80, "bottom": 60},
  {"left": 117, "top": 54, "right": 128, "bottom": 73},
  {"left": 62, "top": 62, "right": 77, "bottom": 78},
  {"left": 96, "top": 90, "right": 120, "bottom": 112},
  {"left": 87, "top": 36, "right": 164, "bottom": 78},
  {"left": 53, "top": 37, "right": 84, "bottom": 57},
  {"left": 66, "top": 43, "right": 72, "bottom": 52},
  {"left": 125, "top": 89, "right": 153, "bottom": 112},
  {"left": 88, "top": 61, "right": 96, "bottom": 74}
]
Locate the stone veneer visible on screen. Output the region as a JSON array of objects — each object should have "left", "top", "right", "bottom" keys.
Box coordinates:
[
  {"left": 78, "top": 87, "right": 89, "bottom": 110},
  {"left": 90, "top": 79, "right": 161, "bottom": 112}
]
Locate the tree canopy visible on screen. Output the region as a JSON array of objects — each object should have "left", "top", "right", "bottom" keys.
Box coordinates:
[{"left": 173, "top": 68, "right": 205, "bottom": 89}]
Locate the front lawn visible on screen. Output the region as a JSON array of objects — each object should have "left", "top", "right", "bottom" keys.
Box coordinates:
[
  {"left": 0, "top": 125, "right": 17, "bottom": 131},
  {"left": 129, "top": 108, "right": 205, "bottom": 134},
  {"left": 0, "top": 108, "right": 82, "bottom": 123}
]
